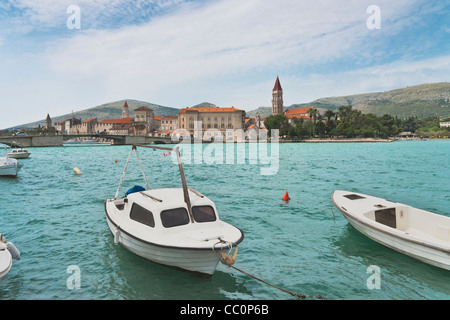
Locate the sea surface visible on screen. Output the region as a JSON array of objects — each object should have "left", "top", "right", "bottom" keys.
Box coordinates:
[{"left": 0, "top": 140, "right": 449, "bottom": 300}]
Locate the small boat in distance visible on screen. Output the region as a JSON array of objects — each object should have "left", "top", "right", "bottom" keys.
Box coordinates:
[
  {"left": 332, "top": 190, "right": 450, "bottom": 271},
  {"left": 105, "top": 145, "right": 244, "bottom": 277},
  {"left": 0, "top": 145, "right": 22, "bottom": 177},
  {"left": 7, "top": 148, "right": 31, "bottom": 159}
]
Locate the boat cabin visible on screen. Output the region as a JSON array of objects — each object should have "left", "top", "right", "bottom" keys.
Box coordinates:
[{"left": 110, "top": 187, "right": 221, "bottom": 234}]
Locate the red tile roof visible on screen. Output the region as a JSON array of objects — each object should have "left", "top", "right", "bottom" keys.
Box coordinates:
[
  {"left": 273, "top": 76, "right": 282, "bottom": 91},
  {"left": 82, "top": 117, "right": 97, "bottom": 123},
  {"left": 178, "top": 107, "right": 244, "bottom": 114},
  {"left": 285, "top": 107, "right": 312, "bottom": 116},
  {"left": 99, "top": 117, "right": 133, "bottom": 124},
  {"left": 135, "top": 106, "right": 153, "bottom": 112}
]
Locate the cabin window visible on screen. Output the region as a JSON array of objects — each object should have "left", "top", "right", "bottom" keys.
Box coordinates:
[
  {"left": 375, "top": 208, "right": 396, "bottom": 228},
  {"left": 193, "top": 206, "right": 216, "bottom": 223},
  {"left": 130, "top": 203, "right": 155, "bottom": 228},
  {"left": 344, "top": 194, "right": 365, "bottom": 200},
  {"left": 161, "top": 208, "right": 190, "bottom": 228}
]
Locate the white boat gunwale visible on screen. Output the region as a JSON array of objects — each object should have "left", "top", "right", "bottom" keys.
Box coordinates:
[{"left": 332, "top": 191, "right": 450, "bottom": 255}]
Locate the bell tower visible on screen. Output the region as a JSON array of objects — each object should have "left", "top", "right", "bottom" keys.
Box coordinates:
[
  {"left": 122, "top": 101, "right": 130, "bottom": 118},
  {"left": 272, "top": 76, "right": 283, "bottom": 115}
]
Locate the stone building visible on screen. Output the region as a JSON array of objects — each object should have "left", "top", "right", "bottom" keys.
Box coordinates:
[
  {"left": 178, "top": 106, "right": 245, "bottom": 138},
  {"left": 160, "top": 116, "right": 178, "bottom": 133},
  {"left": 133, "top": 106, "right": 155, "bottom": 135}
]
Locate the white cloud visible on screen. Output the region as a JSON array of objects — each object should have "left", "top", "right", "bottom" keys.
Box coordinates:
[{"left": 1, "top": 0, "right": 448, "bottom": 129}]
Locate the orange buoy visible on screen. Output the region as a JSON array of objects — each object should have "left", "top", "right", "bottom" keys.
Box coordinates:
[{"left": 282, "top": 190, "right": 290, "bottom": 201}]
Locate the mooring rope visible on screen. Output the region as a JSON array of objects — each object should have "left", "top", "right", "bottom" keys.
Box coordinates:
[
  {"left": 213, "top": 239, "right": 327, "bottom": 300},
  {"left": 22, "top": 166, "right": 38, "bottom": 177},
  {"left": 228, "top": 265, "right": 328, "bottom": 300}
]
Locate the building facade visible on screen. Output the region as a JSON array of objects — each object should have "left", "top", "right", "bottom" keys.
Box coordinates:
[
  {"left": 178, "top": 106, "right": 245, "bottom": 138},
  {"left": 160, "top": 116, "right": 178, "bottom": 133},
  {"left": 133, "top": 106, "right": 155, "bottom": 135}
]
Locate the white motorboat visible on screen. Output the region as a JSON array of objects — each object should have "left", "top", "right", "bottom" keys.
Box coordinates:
[
  {"left": 332, "top": 190, "right": 450, "bottom": 271},
  {"left": 7, "top": 148, "right": 31, "bottom": 159},
  {"left": 105, "top": 145, "right": 244, "bottom": 277},
  {"left": 0, "top": 234, "right": 20, "bottom": 281},
  {"left": 0, "top": 145, "right": 22, "bottom": 177}
]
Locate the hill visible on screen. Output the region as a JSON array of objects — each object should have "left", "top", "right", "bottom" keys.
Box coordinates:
[
  {"left": 247, "top": 82, "right": 450, "bottom": 119},
  {"left": 9, "top": 99, "right": 181, "bottom": 130}
]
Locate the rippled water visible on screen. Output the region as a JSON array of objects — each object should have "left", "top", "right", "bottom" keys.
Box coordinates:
[{"left": 0, "top": 140, "right": 449, "bottom": 300}]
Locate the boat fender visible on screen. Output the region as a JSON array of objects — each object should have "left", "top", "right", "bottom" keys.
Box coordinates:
[
  {"left": 113, "top": 228, "right": 120, "bottom": 245},
  {"left": 6, "top": 242, "right": 20, "bottom": 260},
  {"left": 219, "top": 247, "right": 238, "bottom": 266},
  {"left": 73, "top": 167, "right": 82, "bottom": 175}
]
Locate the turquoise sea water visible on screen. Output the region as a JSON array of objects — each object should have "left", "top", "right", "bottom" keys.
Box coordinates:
[{"left": 0, "top": 140, "right": 449, "bottom": 300}]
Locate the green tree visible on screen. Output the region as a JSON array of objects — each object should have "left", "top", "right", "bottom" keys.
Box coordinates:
[{"left": 264, "top": 114, "right": 289, "bottom": 137}]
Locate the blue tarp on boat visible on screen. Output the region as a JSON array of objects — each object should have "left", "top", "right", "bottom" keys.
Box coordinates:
[{"left": 125, "top": 185, "right": 145, "bottom": 196}]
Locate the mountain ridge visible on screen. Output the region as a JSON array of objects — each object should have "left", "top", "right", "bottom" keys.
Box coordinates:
[{"left": 6, "top": 82, "right": 450, "bottom": 130}]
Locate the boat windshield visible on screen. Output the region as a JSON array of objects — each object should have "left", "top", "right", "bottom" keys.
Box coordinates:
[
  {"left": 192, "top": 206, "right": 216, "bottom": 223},
  {"left": 161, "top": 208, "right": 190, "bottom": 228}
]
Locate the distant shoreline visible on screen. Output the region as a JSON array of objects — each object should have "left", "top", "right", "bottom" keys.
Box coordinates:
[{"left": 279, "top": 138, "right": 394, "bottom": 143}]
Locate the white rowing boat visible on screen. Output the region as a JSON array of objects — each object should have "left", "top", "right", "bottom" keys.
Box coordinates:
[{"left": 332, "top": 190, "right": 450, "bottom": 271}]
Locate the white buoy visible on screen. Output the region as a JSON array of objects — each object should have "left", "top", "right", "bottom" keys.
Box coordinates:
[{"left": 73, "top": 167, "right": 82, "bottom": 175}]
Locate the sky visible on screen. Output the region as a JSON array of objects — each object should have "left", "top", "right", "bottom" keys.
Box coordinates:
[{"left": 0, "top": 0, "right": 449, "bottom": 129}]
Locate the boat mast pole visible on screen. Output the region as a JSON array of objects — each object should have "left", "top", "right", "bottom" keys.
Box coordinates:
[
  {"left": 114, "top": 145, "right": 135, "bottom": 199},
  {"left": 175, "top": 146, "right": 194, "bottom": 223}
]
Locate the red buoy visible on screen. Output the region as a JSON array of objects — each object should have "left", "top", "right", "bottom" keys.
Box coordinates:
[{"left": 282, "top": 191, "right": 290, "bottom": 201}]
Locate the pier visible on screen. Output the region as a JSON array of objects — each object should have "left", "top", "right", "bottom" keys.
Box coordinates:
[{"left": 0, "top": 134, "right": 172, "bottom": 147}]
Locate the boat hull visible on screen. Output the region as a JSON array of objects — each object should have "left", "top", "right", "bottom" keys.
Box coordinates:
[
  {"left": 7, "top": 153, "right": 30, "bottom": 159},
  {"left": 332, "top": 191, "right": 450, "bottom": 271},
  {"left": 106, "top": 213, "right": 225, "bottom": 277},
  {"left": 0, "top": 160, "right": 21, "bottom": 177},
  {"left": 0, "top": 247, "right": 12, "bottom": 281},
  {"left": 342, "top": 211, "right": 450, "bottom": 271}
]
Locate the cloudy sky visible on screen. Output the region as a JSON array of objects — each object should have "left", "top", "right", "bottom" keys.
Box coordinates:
[{"left": 0, "top": 0, "right": 449, "bottom": 129}]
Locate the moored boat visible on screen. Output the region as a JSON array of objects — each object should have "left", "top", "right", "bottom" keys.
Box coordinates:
[
  {"left": 105, "top": 145, "right": 244, "bottom": 277},
  {"left": 0, "top": 145, "right": 22, "bottom": 177},
  {"left": 7, "top": 148, "right": 31, "bottom": 159},
  {"left": 332, "top": 190, "right": 450, "bottom": 271}
]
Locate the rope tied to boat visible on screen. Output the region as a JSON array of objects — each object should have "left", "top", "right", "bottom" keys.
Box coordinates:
[
  {"left": 213, "top": 238, "right": 237, "bottom": 266},
  {"left": 212, "top": 238, "right": 328, "bottom": 300}
]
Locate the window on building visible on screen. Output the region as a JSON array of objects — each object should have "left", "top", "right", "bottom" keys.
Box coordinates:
[
  {"left": 214, "top": 123, "right": 218, "bottom": 128},
  {"left": 130, "top": 203, "right": 155, "bottom": 228},
  {"left": 192, "top": 206, "right": 216, "bottom": 223},
  {"left": 161, "top": 208, "right": 190, "bottom": 228}
]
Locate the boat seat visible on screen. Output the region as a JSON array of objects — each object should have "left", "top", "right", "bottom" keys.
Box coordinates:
[{"left": 437, "top": 225, "right": 450, "bottom": 242}]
